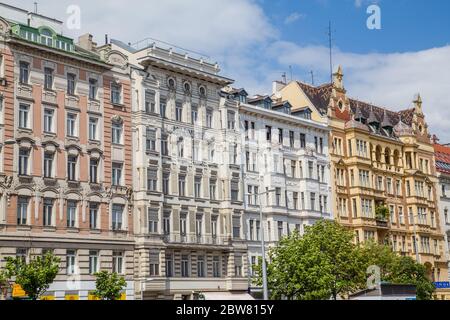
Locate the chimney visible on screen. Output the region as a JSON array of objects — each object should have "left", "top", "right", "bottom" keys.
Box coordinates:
[
  {"left": 105, "top": 34, "right": 109, "bottom": 45},
  {"left": 78, "top": 33, "right": 94, "bottom": 51},
  {"left": 272, "top": 81, "right": 286, "bottom": 96}
]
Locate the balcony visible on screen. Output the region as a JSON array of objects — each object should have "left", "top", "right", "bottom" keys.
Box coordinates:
[{"left": 163, "top": 234, "right": 230, "bottom": 246}]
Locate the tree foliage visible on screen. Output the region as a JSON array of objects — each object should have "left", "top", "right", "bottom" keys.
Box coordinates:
[
  {"left": 93, "top": 271, "right": 126, "bottom": 300},
  {"left": 5, "top": 252, "right": 60, "bottom": 300},
  {"left": 255, "top": 220, "right": 435, "bottom": 300}
]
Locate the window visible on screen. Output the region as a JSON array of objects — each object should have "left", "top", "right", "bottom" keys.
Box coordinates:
[
  {"left": 191, "top": 105, "right": 198, "bottom": 124},
  {"left": 112, "top": 163, "right": 123, "bottom": 186},
  {"left": 213, "top": 256, "right": 220, "bottom": 277},
  {"left": 308, "top": 161, "right": 314, "bottom": 179},
  {"left": 66, "top": 250, "right": 76, "bottom": 275},
  {"left": 160, "top": 97, "right": 167, "bottom": 118},
  {"left": 19, "top": 61, "right": 30, "bottom": 84},
  {"left": 67, "top": 73, "right": 76, "bottom": 95},
  {"left": 314, "top": 137, "right": 318, "bottom": 153},
  {"left": 194, "top": 177, "right": 202, "bottom": 198},
  {"left": 398, "top": 206, "right": 404, "bottom": 224},
  {"left": 180, "top": 213, "right": 187, "bottom": 237},
  {"left": 229, "top": 144, "right": 237, "bottom": 165},
  {"left": 277, "top": 221, "right": 283, "bottom": 240},
  {"left": 17, "top": 196, "right": 28, "bottom": 225},
  {"left": 158, "top": 213, "right": 169, "bottom": 238},
  {"left": 161, "top": 135, "right": 168, "bottom": 156},
  {"left": 256, "top": 220, "right": 261, "bottom": 241},
  {"left": 43, "top": 198, "right": 53, "bottom": 227},
  {"left": 19, "top": 103, "right": 30, "bottom": 129},
  {"left": 233, "top": 216, "right": 241, "bottom": 238},
  {"left": 111, "top": 83, "right": 121, "bottom": 104},
  {"left": 181, "top": 255, "right": 190, "bottom": 277},
  {"left": 227, "top": 111, "right": 235, "bottom": 130},
  {"left": 44, "top": 67, "right": 53, "bottom": 90},
  {"left": 177, "top": 139, "right": 184, "bottom": 158},
  {"left": 145, "top": 90, "right": 156, "bottom": 113},
  {"left": 88, "top": 117, "right": 98, "bottom": 141},
  {"left": 89, "top": 78, "right": 97, "bottom": 100},
  {"left": 112, "top": 122, "right": 122, "bottom": 144},
  {"left": 175, "top": 101, "right": 183, "bottom": 122},
  {"left": 112, "top": 251, "right": 124, "bottom": 274},
  {"left": 18, "top": 149, "right": 29, "bottom": 176},
  {"left": 293, "top": 192, "right": 299, "bottom": 210},
  {"left": 66, "top": 113, "right": 77, "bottom": 137},
  {"left": 67, "top": 201, "right": 77, "bottom": 228},
  {"left": 43, "top": 108, "right": 54, "bottom": 133},
  {"left": 206, "top": 109, "right": 213, "bottom": 128},
  {"left": 149, "top": 251, "right": 159, "bottom": 276},
  {"left": 165, "top": 254, "right": 173, "bottom": 277},
  {"left": 235, "top": 255, "right": 243, "bottom": 277},
  {"left": 89, "top": 203, "right": 99, "bottom": 230},
  {"left": 148, "top": 209, "right": 158, "bottom": 234},
  {"left": 278, "top": 128, "right": 283, "bottom": 144},
  {"left": 90, "top": 159, "right": 98, "bottom": 183},
  {"left": 249, "top": 220, "right": 254, "bottom": 240},
  {"left": 231, "top": 180, "right": 239, "bottom": 201},
  {"left": 88, "top": 251, "right": 99, "bottom": 275},
  {"left": 197, "top": 256, "right": 205, "bottom": 277},
  {"left": 163, "top": 173, "right": 170, "bottom": 195},
  {"left": 310, "top": 193, "right": 316, "bottom": 211},
  {"left": 178, "top": 175, "right": 186, "bottom": 197},
  {"left": 266, "top": 126, "right": 272, "bottom": 142},
  {"left": 196, "top": 215, "right": 203, "bottom": 238},
  {"left": 16, "top": 248, "right": 28, "bottom": 263},
  {"left": 319, "top": 137, "right": 324, "bottom": 154},
  {"left": 275, "top": 188, "right": 282, "bottom": 206},
  {"left": 147, "top": 168, "right": 158, "bottom": 192},
  {"left": 67, "top": 155, "right": 77, "bottom": 181},
  {"left": 211, "top": 216, "right": 218, "bottom": 240},
  {"left": 112, "top": 204, "right": 123, "bottom": 231},
  {"left": 43, "top": 152, "right": 53, "bottom": 178},
  {"left": 210, "top": 179, "right": 217, "bottom": 200}
]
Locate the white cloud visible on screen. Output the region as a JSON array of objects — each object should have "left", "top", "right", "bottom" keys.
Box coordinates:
[
  {"left": 284, "top": 12, "right": 305, "bottom": 24},
  {"left": 270, "top": 41, "right": 450, "bottom": 142}
]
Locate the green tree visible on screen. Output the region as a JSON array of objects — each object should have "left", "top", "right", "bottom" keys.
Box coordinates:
[
  {"left": 93, "top": 271, "right": 126, "bottom": 300},
  {"left": 5, "top": 252, "right": 60, "bottom": 300},
  {"left": 359, "top": 242, "right": 435, "bottom": 300},
  {"left": 254, "top": 220, "right": 366, "bottom": 300},
  {"left": 0, "top": 268, "right": 11, "bottom": 300}
]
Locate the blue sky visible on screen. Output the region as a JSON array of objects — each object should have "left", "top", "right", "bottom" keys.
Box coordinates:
[{"left": 4, "top": 0, "right": 450, "bottom": 141}]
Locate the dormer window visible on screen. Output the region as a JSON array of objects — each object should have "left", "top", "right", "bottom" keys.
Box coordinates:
[
  {"left": 40, "top": 29, "right": 53, "bottom": 47},
  {"left": 239, "top": 94, "right": 247, "bottom": 104},
  {"left": 263, "top": 100, "right": 272, "bottom": 109}
]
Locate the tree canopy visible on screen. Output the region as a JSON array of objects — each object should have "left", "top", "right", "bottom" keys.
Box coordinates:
[{"left": 93, "top": 271, "right": 127, "bottom": 300}]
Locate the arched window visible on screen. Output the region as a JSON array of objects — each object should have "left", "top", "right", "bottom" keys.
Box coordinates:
[
  {"left": 40, "top": 28, "right": 53, "bottom": 47},
  {"left": 375, "top": 146, "right": 382, "bottom": 162},
  {"left": 384, "top": 148, "right": 391, "bottom": 165}
]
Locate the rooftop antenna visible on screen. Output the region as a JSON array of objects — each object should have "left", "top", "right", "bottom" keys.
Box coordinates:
[
  {"left": 34, "top": 2, "right": 38, "bottom": 14},
  {"left": 281, "top": 72, "right": 287, "bottom": 84},
  {"left": 310, "top": 70, "right": 315, "bottom": 86},
  {"left": 328, "top": 20, "right": 335, "bottom": 84}
]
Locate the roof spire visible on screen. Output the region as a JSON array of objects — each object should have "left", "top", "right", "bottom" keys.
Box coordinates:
[
  {"left": 333, "top": 65, "right": 344, "bottom": 90},
  {"left": 414, "top": 93, "right": 423, "bottom": 115}
]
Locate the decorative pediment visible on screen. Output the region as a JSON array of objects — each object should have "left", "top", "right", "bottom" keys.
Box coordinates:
[
  {"left": 111, "top": 114, "right": 123, "bottom": 124},
  {"left": 66, "top": 144, "right": 82, "bottom": 156},
  {"left": 0, "top": 17, "right": 10, "bottom": 35},
  {"left": 106, "top": 50, "right": 128, "bottom": 68}
]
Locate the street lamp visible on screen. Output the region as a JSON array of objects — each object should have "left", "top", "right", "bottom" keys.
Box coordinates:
[{"left": 257, "top": 188, "right": 276, "bottom": 301}]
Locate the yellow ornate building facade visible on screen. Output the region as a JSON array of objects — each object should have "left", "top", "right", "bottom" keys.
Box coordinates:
[{"left": 275, "top": 67, "right": 448, "bottom": 281}]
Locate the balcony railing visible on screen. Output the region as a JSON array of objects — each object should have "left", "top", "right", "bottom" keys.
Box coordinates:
[{"left": 162, "top": 234, "right": 230, "bottom": 245}]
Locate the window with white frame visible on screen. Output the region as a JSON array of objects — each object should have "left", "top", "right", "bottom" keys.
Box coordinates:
[
  {"left": 89, "top": 203, "right": 99, "bottom": 230},
  {"left": 175, "top": 101, "right": 183, "bottom": 122},
  {"left": 66, "top": 113, "right": 77, "bottom": 137},
  {"left": 194, "top": 176, "right": 202, "bottom": 198},
  {"left": 145, "top": 90, "right": 156, "bottom": 113},
  {"left": 89, "top": 250, "right": 99, "bottom": 275},
  {"left": 112, "top": 204, "right": 124, "bottom": 231},
  {"left": 210, "top": 179, "right": 217, "bottom": 200},
  {"left": 66, "top": 250, "right": 76, "bottom": 275},
  {"left": 89, "top": 78, "right": 98, "bottom": 100},
  {"left": 88, "top": 117, "right": 98, "bottom": 141},
  {"left": 43, "top": 152, "right": 54, "bottom": 178},
  {"left": 146, "top": 128, "right": 156, "bottom": 152},
  {"left": 18, "top": 103, "right": 30, "bottom": 129},
  {"left": 43, "top": 108, "right": 54, "bottom": 133},
  {"left": 18, "top": 148, "right": 30, "bottom": 176},
  {"left": 43, "top": 198, "right": 53, "bottom": 227},
  {"left": 112, "top": 162, "right": 123, "bottom": 186},
  {"left": 112, "top": 251, "right": 124, "bottom": 274},
  {"left": 111, "top": 83, "right": 122, "bottom": 105},
  {"left": 148, "top": 208, "right": 158, "bottom": 234},
  {"left": 67, "top": 155, "right": 77, "bottom": 181},
  {"left": 67, "top": 73, "right": 76, "bottom": 95},
  {"left": 19, "top": 61, "right": 30, "bottom": 84},
  {"left": 178, "top": 175, "right": 186, "bottom": 197},
  {"left": 44, "top": 67, "right": 53, "bottom": 90},
  {"left": 181, "top": 255, "right": 190, "bottom": 277},
  {"left": 112, "top": 122, "right": 123, "bottom": 144},
  {"left": 163, "top": 172, "right": 170, "bottom": 195},
  {"left": 147, "top": 168, "right": 158, "bottom": 192},
  {"left": 197, "top": 255, "right": 205, "bottom": 277},
  {"left": 206, "top": 109, "right": 213, "bottom": 128},
  {"left": 149, "top": 251, "right": 159, "bottom": 276},
  {"left": 191, "top": 104, "right": 198, "bottom": 125},
  {"left": 89, "top": 158, "right": 98, "bottom": 184},
  {"left": 67, "top": 201, "right": 77, "bottom": 228},
  {"left": 17, "top": 196, "right": 29, "bottom": 225}
]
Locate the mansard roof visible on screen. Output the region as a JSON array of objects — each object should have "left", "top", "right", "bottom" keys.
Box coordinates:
[
  {"left": 296, "top": 81, "right": 333, "bottom": 115},
  {"left": 435, "top": 143, "right": 450, "bottom": 175}
]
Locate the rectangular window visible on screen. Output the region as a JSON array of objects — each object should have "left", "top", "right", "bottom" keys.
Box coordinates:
[
  {"left": 266, "top": 126, "right": 272, "bottom": 141},
  {"left": 147, "top": 168, "right": 158, "bottom": 192},
  {"left": 112, "top": 122, "right": 122, "bottom": 144},
  {"left": 180, "top": 213, "right": 187, "bottom": 237},
  {"left": 178, "top": 175, "right": 186, "bottom": 197},
  {"left": 163, "top": 173, "right": 170, "bottom": 195},
  {"left": 163, "top": 212, "right": 171, "bottom": 235},
  {"left": 112, "top": 251, "right": 124, "bottom": 274},
  {"left": 111, "top": 83, "right": 121, "bottom": 104},
  {"left": 210, "top": 179, "right": 217, "bottom": 200},
  {"left": 89, "top": 78, "right": 97, "bottom": 100},
  {"left": 19, "top": 61, "right": 30, "bottom": 84},
  {"left": 233, "top": 216, "right": 241, "bottom": 239},
  {"left": 148, "top": 209, "right": 158, "bottom": 234},
  {"left": 66, "top": 250, "right": 76, "bottom": 275},
  {"left": 231, "top": 180, "right": 239, "bottom": 201},
  {"left": 89, "top": 159, "right": 98, "bottom": 184},
  {"left": 278, "top": 128, "right": 283, "bottom": 144},
  {"left": 213, "top": 256, "right": 220, "bottom": 278},
  {"left": 159, "top": 97, "right": 167, "bottom": 118},
  {"left": 181, "top": 255, "right": 190, "bottom": 277},
  {"left": 310, "top": 193, "right": 316, "bottom": 211},
  {"left": 191, "top": 105, "right": 198, "bottom": 124},
  {"left": 67, "top": 201, "right": 77, "bottom": 228},
  {"left": 165, "top": 254, "right": 173, "bottom": 277},
  {"left": 278, "top": 221, "right": 283, "bottom": 240},
  {"left": 289, "top": 131, "right": 295, "bottom": 148},
  {"left": 112, "top": 204, "right": 123, "bottom": 231},
  {"left": 112, "top": 163, "right": 123, "bottom": 186},
  {"left": 211, "top": 216, "right": 218, "bottom": 240},
  {"left": 18, "top": 149, "right": 29, "bottom": 176},
  {"left": 194, "top": 177, "right": 202, "bottom": 198},
  {"left": 17, "top": 196, "right": 28, "bottom": 225},
  {"left": 161, "top": 135, "right": 168, "bottom": 156},
  {"left": 276, "top": 188, "right": 281, "bottom": 206},
  {"left": 235, "top": 255, "right": 243, "bottom": 277},
  {"left": 227, "top": 111, "right": 235, "bottom": 130},
  {"left": 149, "top": 251, "right": 159, "bottom": 276},
  {"left": 67, "top": 73, "right": 76, "bottom": 95},
  {"left": 43, "top": 198, "right": 53, "bottom": 227},
  {"left": 44, "top": 67, "right": 53, "bottom": 90},
  {"left": 19, "top": 103, "right": 30, "bottom": 129},
  {"left": 206, "top": 109, "right": 213, "bottom": 128},
  {"left": 196, "top": 215, "right": 203, "bottom": 238},
  {"left": 175, "top": 102, "right": 183, "bottom": 122},
  {"left": 89, "top": 251, "right": 99, "bottom": 275},
  {"left": 66, "top": 113, "right": 77, "bottom": 137},
  {"left": 88, "top": 117, "right": 98, "bottom": 141},
  {"left": 145, "top": 90, "right": 156, "bottom": 113},
  {"left": 89, "top": 203, "right": 99, "bottom": 230},
  {"left": 43, "top": 108, "right": 54, "bottom": 133},
  {"left": 197, "top": 256, "right": 205, "bottom": 278},
  {"left": 43, "top": 152, "right": 53, "bottom": 178},
  {"left": 67, "top": 156, "right": 77, "bottom": 181}
]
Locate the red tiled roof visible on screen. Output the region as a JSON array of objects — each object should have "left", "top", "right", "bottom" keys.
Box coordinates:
[
  {"left": 296, "top": 82, "right": 333, "bottom": 115},
  {"left": 434, "top": 144, "right": 450, "bottom": 174}
]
